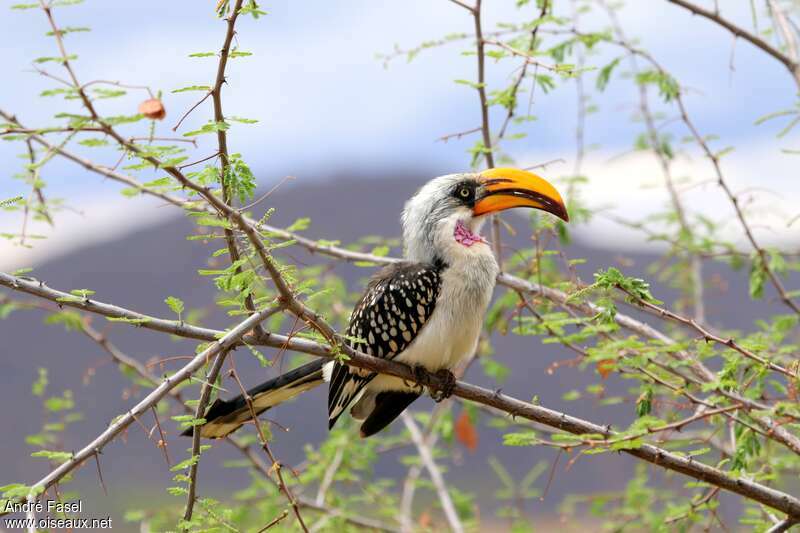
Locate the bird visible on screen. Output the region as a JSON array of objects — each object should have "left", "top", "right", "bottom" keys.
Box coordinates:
[{"left": 186, "top": 168, "right": 568, "bottom": 439}]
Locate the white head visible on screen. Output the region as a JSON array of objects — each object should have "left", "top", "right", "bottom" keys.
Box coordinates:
[{"left": 401, "top": 168, "right": 569, "bottom": 265}]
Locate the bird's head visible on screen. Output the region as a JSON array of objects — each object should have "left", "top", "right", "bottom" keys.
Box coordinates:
[{"left": 402, "top": 168, "right": 568, "bottom": 264}]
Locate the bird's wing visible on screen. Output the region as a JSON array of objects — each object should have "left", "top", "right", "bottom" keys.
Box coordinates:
[{"left": 328, "top": 261, "right": 442, "bottom": 429}]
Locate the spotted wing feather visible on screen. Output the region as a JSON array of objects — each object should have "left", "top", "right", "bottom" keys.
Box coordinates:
[{"left": 327, "top": 261, "right": 442, "bottom": 429}]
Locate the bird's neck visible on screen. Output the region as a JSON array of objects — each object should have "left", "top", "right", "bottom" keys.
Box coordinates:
[{"left": 405, "top": 216, "right": 498, "bottom": 280}]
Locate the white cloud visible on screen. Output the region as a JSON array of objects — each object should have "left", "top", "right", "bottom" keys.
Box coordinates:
[
  {"left": 0, "top": 194, "right": 175, "bottom": 272},
  {"left": 543, "top": 143, "right": 800, "bottom": 252}
]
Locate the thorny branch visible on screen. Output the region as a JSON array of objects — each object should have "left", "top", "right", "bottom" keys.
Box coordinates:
[
  {"left": 82, "top": 314, "right": 396, "bottom": 532},
  {"left": 481, "top": 20, "right": 800, "bottom": 316},
  {"left": 181, "top": 348, "right": 231, "bottom": 528},
  {"left": 4, "top": 1, "right": 800, "bottom": 529},
  {"left": 496, "top": 0, "right": 550, "bottom": 142},
  {"left": 665, "top": 0, "right": 800, "bottom": 88},
  {"left": 226, "top": 368, "right": 310, "bottom": 532},
  {"left": 618, "top": 284, "right": 795, "bottom": 378},
  {"left": 2, "top": 271, "right": 800, "bottom": 520},
  {"left": 6, "top": 305, "right": 278, "bottom": 517},
  {"left": 203, "top": 0, "right": 265, "bottom": 339},
  {"left": 601, "top": 0, "right": 706, "bottom": 324},
  {"left": 450, "top": 0, "right": 506, "bottom": 268}
]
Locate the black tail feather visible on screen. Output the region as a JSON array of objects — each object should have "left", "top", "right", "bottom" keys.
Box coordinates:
[
  {"left": 359, "top": 391, "right": 420, "bottom": 438},
  {"left": 182, "top": 359, "right": 325, "bottom": 439}
]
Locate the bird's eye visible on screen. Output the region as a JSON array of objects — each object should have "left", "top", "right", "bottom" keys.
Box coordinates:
[{"left": 458, "top": 187, "right": 470, "bottom": 198}]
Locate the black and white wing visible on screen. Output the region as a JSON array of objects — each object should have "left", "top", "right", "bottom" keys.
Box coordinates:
[{"left": 327, "top": 261, "right": 442, "bottom": 430}]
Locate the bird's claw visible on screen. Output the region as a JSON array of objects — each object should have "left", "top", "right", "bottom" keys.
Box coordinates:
[
  {"left": 408, "top": 365, "right": 427, "bottom": 393},
  {"left": 430, "top": 369, "right": 456, "bottom": 402}
]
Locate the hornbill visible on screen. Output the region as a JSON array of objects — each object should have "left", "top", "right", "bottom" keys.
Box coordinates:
[{"left": 187, "top": 168, "right": 568, "bottom": 439}]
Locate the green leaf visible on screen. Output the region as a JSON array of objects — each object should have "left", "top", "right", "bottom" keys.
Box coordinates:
[
  {"left": 31, "top": 450, "right": 72, "bottom": 463},
  {"left": 44, "top": 391, "right": 74, "bottom": 412},
  {"left": 164, "top": 296, "right": 185, "bottom": 318},
  {"left": 170, "top": 455, "right": 200, "bottom": 472},
  {"left": 78, "top": 138, "right": 110, "bottom": 147},
  {"left": 592, "top": 267, "right": 659, "bottom": 303},
  {"left": 749, "top": 255, "right": 766, "bottom": 299},
  {"left": 635, "top": 387, "right": 653, "bottom": 417},
  {"left": 69, "top": 288, "right": 95, "bottom": 298},
  {"left": 562, "top": 389, "right": 581, "bottom": 401},
  {"left": 0, "top": 196, "right": 23, "bottom": 208},
  {"left": 34, "top": 54, "right": 78, "bottom": 64},
  {"left": 46, "top": 26, "right": 90, "bottom": 36},
  {"left": 370, "top": 245, "right": 390, "bottom": 257},
  {"left": 32, "top": 368, "right": 48, "bottom": 397},
  {"left": 454, "top": 79, "right": 485, "bottom": 90},
  {"left": 183, "top": 120, "right": 229, "bottom": 137},
  {"left": 92, "top": 88, "right": 126, "bottom": 99},
  {"left": 286, "top": 217, "right": 311, "bottom": 232},
  {"left": 635, "top": 70, "right": 679, "bottom": 101},
  {"left": 44, "top": 311, "right": 83, "bottom": 331},
  {"left": 223, "top": 154, "right": 256, "bottom": 203},
  {"left": 172, "top": 85, "right": 211, "bottom": 94},
  {"left": 596, "top": 57, "right": 621, "bottom": 91},
  {"left": 228, "top": 116, "right": 259, "bottom": 124}
]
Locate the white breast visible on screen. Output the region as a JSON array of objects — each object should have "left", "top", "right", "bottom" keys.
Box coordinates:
[{"left": 368, "top": 243, "right": 498, "bottom": 393}]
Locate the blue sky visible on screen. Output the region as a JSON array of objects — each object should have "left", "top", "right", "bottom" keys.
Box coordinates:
[{"left": 1, "top": 0, "right": 799, "bottom": 267}]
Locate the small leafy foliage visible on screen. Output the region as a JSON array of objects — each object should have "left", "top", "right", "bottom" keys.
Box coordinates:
[{"left": 224, "top": 153, "right": 256, "bottom": 203}]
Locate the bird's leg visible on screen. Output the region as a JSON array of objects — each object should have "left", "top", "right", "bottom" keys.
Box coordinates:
[{"left": 430, "top": 369, "right": 456, "bottom": 402}]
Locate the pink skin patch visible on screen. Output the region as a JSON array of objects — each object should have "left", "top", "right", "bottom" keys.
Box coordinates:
[{"left": 454, "top": 219, "right": 487, "bottom": 247}]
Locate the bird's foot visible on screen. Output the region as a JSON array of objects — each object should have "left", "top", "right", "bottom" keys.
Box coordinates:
[
  {"left": 430, "top": 369, "right": 456, "bottom": 402},
  {"left": 407, "top": 365, "right": 428, "bottom": 392}
]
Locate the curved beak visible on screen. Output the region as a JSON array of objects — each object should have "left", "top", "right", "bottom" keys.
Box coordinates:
[{"left": 473, "top": 167, "right": 569, "bottom": 222}]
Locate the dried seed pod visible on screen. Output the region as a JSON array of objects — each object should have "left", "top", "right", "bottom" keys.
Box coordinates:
[{"left": 138, "top": 98, "right": 166, "bottom": 120}]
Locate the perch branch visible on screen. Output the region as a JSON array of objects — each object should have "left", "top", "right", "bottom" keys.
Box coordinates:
[{"left": 4, "top": 273, "right": 800, "bottom": 519}]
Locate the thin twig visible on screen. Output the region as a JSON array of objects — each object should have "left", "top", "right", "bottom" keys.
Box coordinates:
[
  {"left": 618, "top": 285, "right": 795, "bottom": 378},
  {"left": 466, "top": 0, "right": 504, "bottom": 269},
  {"left": 767, "top": 518, "right": 798, "bottom": 533},
  {"left": 401, "top": 413, "right": 464, "bottom": 533},
  {"left": 665, "top": 0, "right": 800, "bottom": 88},
  {"left": 257, "top": 510, "right": 289, "bottom": 532},
  {"left": 602, "top": 0, "right": 706, "bottom": 324},
  {"left": 182, "top": 348, "right": 231, "bottom": 528},
  {"left": 314, "top": 445, "right": 344, "bottom": 507},
  {"left": 227, "top": 368, "right": 309, "bottom": 532},
  {"left": 5, "top": 305, "right": 279, "bottom": 516},
  {"left": 496, "top": 0, "right": 550, "bottom": 142}
]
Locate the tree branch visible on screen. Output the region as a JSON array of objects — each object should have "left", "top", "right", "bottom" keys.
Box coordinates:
[
  {"left": 665, "top": 0, "right": 800, "bottom": 88},
  {"left": 401, "top": 413, "right": 463, "bottom": 533},
  {"left": 86, "top": 316, "right": 396, "bottom": 532},
  {"left": 4, "top": 271, "right": 800, "bottom": 519},
  {"left": 205, "top": 0, "right": 265, "bottom": 339},
  {"left": 457, "top": 0, "right": 506, "bottom": 269},
  {"left": 181, "top": 348, "right": 231, "bottom": 528},
  {"left": 9, "top": 304, "right": 278, "bottom": 514}
]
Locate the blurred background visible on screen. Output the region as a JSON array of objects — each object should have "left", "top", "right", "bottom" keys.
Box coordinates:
[{"left": 1, "top": 0, "right": 799, "bottom": 530}]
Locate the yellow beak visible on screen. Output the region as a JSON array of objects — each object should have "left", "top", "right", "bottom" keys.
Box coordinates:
[{"left": 473, "top": 167, "right": 569, "bottom": 222}]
